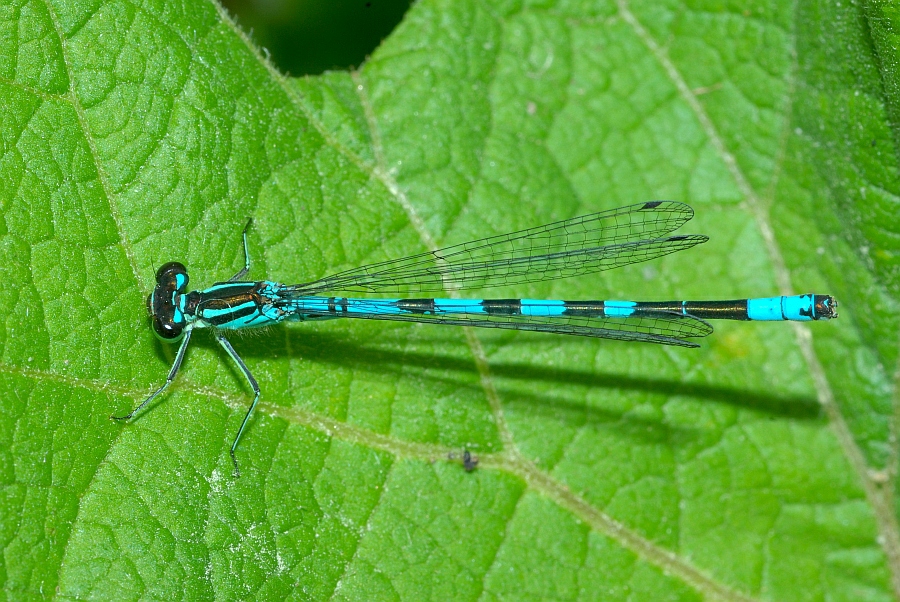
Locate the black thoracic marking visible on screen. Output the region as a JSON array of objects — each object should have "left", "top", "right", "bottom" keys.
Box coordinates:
[
  {"left": 562, "top": 301, "right": 605, "bottom": 317},
  {"left": 481, "top": 299, "right": 521, "bottom": 315},
  {"left": 204, "top": 283, "right": 256, "bottom": 298},
  {"left": 642, "top": 200, "right": 663, "bottom": 210},
  {"left": 200, "top": 296, "right": 261, "bottom": 326},
  {"left": 183, "top": 291, "right": 200, "bottom": 316},
  {"left": 198, "top": 286, "right": 258, "bottom": 307},
  {"left": 397, "top": 298, "right": 436, "bottom": 314}
]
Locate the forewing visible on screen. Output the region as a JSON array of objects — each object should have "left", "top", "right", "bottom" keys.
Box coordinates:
[{"left": 291, "top": 201, "right": 703, "bottom": 295}]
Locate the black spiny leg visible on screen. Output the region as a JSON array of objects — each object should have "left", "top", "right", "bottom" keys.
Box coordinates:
[
  {"left": 214, "top": 332, "right": 260, "bottom": 478},
  {"left": 112, "top": 329, "right": 194, "bottom": 421}
]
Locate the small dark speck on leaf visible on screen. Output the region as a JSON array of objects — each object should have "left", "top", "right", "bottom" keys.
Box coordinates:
[
  {"left": 463, "top": 450, "right": 478, "bottom": 472},
  {"left": 448, "top": 449, "right": 479, "bottom": 471}
]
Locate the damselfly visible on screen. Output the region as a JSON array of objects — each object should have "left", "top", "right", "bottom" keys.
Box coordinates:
[{"left": 114, "top": 201, "right": 837, "bottom": 474}]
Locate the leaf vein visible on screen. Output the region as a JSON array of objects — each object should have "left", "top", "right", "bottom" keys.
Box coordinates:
[{"left": 616, "top": 0, "right": 900, "bottom": 592}]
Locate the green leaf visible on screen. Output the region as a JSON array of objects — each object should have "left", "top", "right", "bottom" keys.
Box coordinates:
[{"left": 1, "top": 0, "right": 898, "bottom": 600}]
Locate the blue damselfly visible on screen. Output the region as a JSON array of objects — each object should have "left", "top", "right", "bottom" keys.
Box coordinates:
[{"left": 114, "top": 201, "right": 837, "bottom": 474}]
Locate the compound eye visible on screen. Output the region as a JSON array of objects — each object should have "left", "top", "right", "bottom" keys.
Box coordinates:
[
  {"left": 153, "top": 314, "right": 185, "bottom": 340},
  {"left": 156, "top": 261, "right": 188, "bottom": 291}
]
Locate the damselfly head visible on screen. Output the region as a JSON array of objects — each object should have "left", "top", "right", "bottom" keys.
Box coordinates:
[{"left": 148, "top": 262, "right": 190, "bottom": 341}]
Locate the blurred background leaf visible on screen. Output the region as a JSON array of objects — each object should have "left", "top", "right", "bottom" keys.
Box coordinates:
[
  {"left": 221, "top": 0, "right": 413, "bottom": 75},
  {"left": 1, "top": 0, "right": 898, "bottom": 600}
]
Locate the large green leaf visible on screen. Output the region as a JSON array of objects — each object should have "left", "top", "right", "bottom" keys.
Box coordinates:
[{"left": 1, "top": 0, "right": 898, "bottom": 600}]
